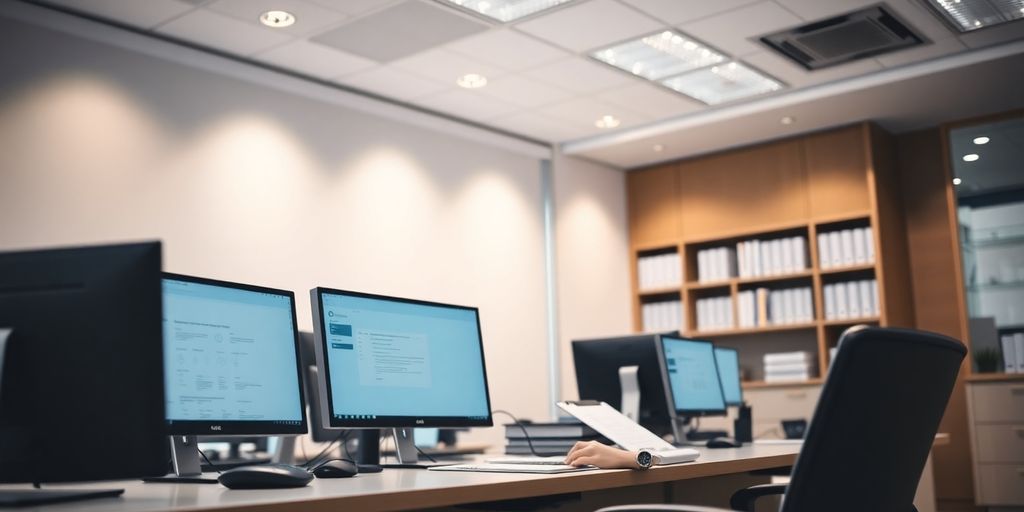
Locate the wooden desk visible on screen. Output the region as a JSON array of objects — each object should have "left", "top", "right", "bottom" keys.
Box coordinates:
[{"left": 6, "top": 445, "right": 799, "bottom": 512}]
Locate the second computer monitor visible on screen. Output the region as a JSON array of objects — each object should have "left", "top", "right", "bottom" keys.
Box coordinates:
[
  {"left": 714, "top": 347, "right": 743, "bottom": 406},
  {"left": 656, "top": 335, "right": 727, "bottom": 418},
  {"left": 310, "top": 287, "right": 493, "bottom": 429}
]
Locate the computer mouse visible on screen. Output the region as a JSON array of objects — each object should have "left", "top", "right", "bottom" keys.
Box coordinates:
[
  {"left": 217, "top": 464, "right": 314, "bottom": 489},
  {"left": 706, "top": 437, "right": 743, "bottom": 449},
  {"left": 311, "top": 459, "right": 359, "bottom": 478}
]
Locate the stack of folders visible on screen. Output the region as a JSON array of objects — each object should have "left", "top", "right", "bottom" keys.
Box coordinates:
[
  {"left": 818, "top": 227, "right": 875, "bottom": 269},
  {"left": 504, "top": 421, "right": 610, "bottom": 456},
  {"left": 642, "top": 299, "right": 683, "bottom": 332},
  {"left": 823, "top": 279, "right": 880, "bottom": 320},
  {"left": 637, "top": 252, "right": 682, "bottom": 290},
  {"left": 1000, "top": 333, "right": 1024, "bottom": 373},
  {"left": 696, "top": 296, "right": 734, "bottom": 332},
  {"left": 764, "top": 351, "right": 816, "bottom": 383},
  {"left": 697, "top": 247, "right": 737, "bottom": 282},
  {"left": 737, "top": 287, "right": 814, "bottom": 328},
  {"left": 735, "top": 237, "right": 808, "bottom": 278}
]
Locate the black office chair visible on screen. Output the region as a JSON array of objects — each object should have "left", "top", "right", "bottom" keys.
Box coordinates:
[{"left": 598, "top": 325, "right": 966, "bottom": 512}]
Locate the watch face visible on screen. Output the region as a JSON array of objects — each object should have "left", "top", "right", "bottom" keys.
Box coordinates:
[{"left": 637, "top": 451, "right": 653, "bottom": 468}]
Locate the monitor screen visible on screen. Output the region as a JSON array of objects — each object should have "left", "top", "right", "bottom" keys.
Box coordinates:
[
  {"left": 657, "top": 335, "right": 726, "bottom": 416},
  {"left": 312, "top": 288, "right": 493, "bottom": 428},
  {"left": 162, "top": 274, "right": 307, "bottom": 435},
  {"left": 714, "top": 347, "right": 743, "bottom": 406}
]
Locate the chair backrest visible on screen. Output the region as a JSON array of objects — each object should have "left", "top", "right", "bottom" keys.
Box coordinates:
[{"left": 782, "top": 326, "right": 966, "bottom": 512}]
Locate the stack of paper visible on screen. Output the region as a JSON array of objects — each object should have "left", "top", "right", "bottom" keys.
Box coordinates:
[
  {"left": 641, "top": 300, "right": 683, "bottom": 333},
  {"left": 637, "top": 252, "right": 682, "bottom": 291},
  {"left": 823, "top": 279, "right": 879, "bottom": 320},
  {"left": 736, "top": 237, "right": 808, "bottom": 278},
  {"left": 696, "top": 247, "right": 737, "bottom": 283},
  {"left": 695, "top": 296, "right": 734, "bottom": 332},
  {"left": 818, "top": 227, "right": 875, "bottom": 270},
  {"left": 1000, "top": 333, "right": 1024, "bottom": 373},
  {"left": 764, "top": 351, "right": 816, "bottom": 383}
]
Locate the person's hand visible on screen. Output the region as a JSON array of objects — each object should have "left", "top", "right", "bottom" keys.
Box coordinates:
[{"left": 563, "top": 441, "right": 639, "bottom": 469}]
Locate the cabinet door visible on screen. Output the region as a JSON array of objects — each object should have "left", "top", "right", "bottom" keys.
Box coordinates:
[
  {"left": 803, "top": 125, "right": 871, "bottom": 219},
  {"left": 628, "top": 164, "right": 680, "bottom": 247}
]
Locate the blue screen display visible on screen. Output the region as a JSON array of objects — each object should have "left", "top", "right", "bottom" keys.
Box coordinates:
[
  {"left": 319, "top": 292, "right": 490, "bottom": 420},
  {"left": 163, "top": 278, "right": 303, "bottom": 423},
  {"left": 661, "top": 336, "right": 726, "bottom": 413},
  {"left": 714, "top": 347, "right": 743, "bottom": 405}
]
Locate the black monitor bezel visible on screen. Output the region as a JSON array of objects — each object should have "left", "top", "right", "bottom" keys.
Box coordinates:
[
  {"left": 713, "top": 346, "right": 744, "bottom": 406},
  {"left": 162, "top": 272, "right": 308, "bottom": 436},
  {"left": 311, "top": 286, "right": 494, "bottom": 429},
  {"left": 655, "top": 334, "right": 728, "bottom": 418}
]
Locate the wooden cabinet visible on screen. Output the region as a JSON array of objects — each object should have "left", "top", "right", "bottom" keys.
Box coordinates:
[{"left": 966, "top": 378, "right": 1024, "bottom": 506}]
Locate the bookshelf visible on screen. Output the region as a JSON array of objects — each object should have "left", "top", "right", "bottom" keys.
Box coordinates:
[{"left": 627, "top": 123, "right": 914, "bottom": 389}]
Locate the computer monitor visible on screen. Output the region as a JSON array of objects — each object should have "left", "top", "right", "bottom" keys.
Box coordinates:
[
  {"left": 0, "top": 242, "right": 167, "bottom": 506},
  {"left": 310, "top": 287, "right": 493, "bottom": 465},
  {"left": 571, "top": 335, "right": 673, "bottom": 437},
  {"left": 714, "top": 347, "right": 743, "bottom": 406},
  {"left": 161, "top": 273, "right": 307, "bottom": 478},
  {"left": 298, "top": 331, "right": 343, "bottom": 444},
  {"left": 655, "top": 335, "right": 727, "bottom": 441}
]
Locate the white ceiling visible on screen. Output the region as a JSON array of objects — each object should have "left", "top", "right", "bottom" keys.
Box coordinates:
[{"left": 35, "top": 0, "right": 1024, "bottom": 168}]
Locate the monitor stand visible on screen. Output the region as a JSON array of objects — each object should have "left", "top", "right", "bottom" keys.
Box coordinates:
[
  {"left": 380, "top": 428, "right": 450, "bottom": 469},
  {"left": 671, "top": 417, "right": 728, "bottom": 444},
  {"left": 143, "top": 436, "right": 218, "bottom": 483},
  {"left": 618, "top": 365, "right": 641, "bottom": 422}
]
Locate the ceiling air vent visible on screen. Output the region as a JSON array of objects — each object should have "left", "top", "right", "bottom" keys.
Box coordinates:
[{"left": 759, "top": 4, "right": 926, "bottom": 70}]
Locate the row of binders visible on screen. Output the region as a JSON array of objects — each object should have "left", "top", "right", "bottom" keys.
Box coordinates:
[
  {"left": 735, "top": 237, "right": 808, "bottom": 278},
  {"left": 695, "top": 296, "right": 734, "bottom": 332},
  {"left": 1000, "top": 333, "right": 1024, "bottom": 373},
  {"left": 823, "top": 279, "right": 879, "bottom": 320},
  {"left": 737, "top": 287, "right": 815, "bottom": 328},
  {"left": 696, "top": 247, "right": 736, "bottom": 283},
  {"left": 818, "top": 227, "right": 875, "bottom": 269},
  {"left": 637, "top": 252, "right": 682, "bottom": 291},
  {"left": 641, "top": 300, "right": 683, "bottom": 333},
  {"left": 764, "top": 351, "right": 816, "bottom": 383}
]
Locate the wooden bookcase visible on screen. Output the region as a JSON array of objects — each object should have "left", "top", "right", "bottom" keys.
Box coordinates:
[{"left": 628, "top": 123, "right": 914, "bottom": 389}]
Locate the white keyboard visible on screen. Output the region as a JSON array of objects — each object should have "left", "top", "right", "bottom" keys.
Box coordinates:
[
  {"left": 429, "top": 463, "right": 595, "bottom": 474},
  {"left": 485, "top": 456, "right": 569, "bottom": 465}
]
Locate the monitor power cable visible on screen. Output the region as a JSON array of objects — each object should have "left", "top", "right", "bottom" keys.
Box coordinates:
[{"left": 491, "top": 409, "right": 543, "bottom": 457}]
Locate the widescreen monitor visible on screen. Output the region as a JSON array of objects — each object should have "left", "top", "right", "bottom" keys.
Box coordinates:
[
  {"left": 656, "top": 335, "right": 727, "bottom": 418},
  {"left": 571, "top": 335, "right": 672, "bottom": 436},
  {"left": 714, "top": 347, "right": 743, "bottom": 406}
]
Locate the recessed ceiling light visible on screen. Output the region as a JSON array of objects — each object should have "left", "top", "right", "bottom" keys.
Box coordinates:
[
  {"left": 962, "top": 153, "right": 980, "bottom": 162},
  {"left": 456, "top": 73, "right": 488, "bottom": 89},
  {"left": 259, "top": 10, "right": 295, "bottom": 28},
  {"left": 922, "top": 0, "right": 1024, "bottom": 32},
  {"left": 781, "top": 116, "right": 795, "bottom": 125},
  {"left": 591, "top": 30, "right": 727, "bottom": 81},
  {"left": 653, "top": 144, "right": 665, "bottom": 152},
  {"left": 953, "top": 177, "right": 963, "bottom": 185},
  {"left": 973, "top": 136, "right": 990, "bottom": 145},
  {"left": 439, "top": 0, "right": 574, "bottom": 22},
  {"left": 595, "top": 115, "right": 621, "bottom": 129},
  {"left": 660, "top": 62, "right": 783, "bottom": 105}
]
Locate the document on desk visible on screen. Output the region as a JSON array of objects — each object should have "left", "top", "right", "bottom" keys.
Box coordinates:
[
  {"left": 429, "top": 463, "right": 596, "bottom": 474},
  {"left": 558, "top": 401, "right": 681, "bottom": 454}
]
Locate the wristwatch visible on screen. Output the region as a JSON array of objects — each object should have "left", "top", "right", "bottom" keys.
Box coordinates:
[{"left": 635, "top": 449, "right": 655, "bottom": 470}]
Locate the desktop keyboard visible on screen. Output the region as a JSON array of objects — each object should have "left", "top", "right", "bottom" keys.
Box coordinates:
[
  {"left": 429, "top": 463, "right": 595, "bottom": 474},
  {"left": 485, "top": 456, "right": 569, "bottom": 465}
]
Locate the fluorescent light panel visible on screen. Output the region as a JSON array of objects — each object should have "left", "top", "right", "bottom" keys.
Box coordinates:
[
  {"left": 924, "top": 0, "right": 1024, "bottom": 32},
  {"left": 661, "top": 62, "right": 782, "bottom": 105},
  {"left": 439, "top": 0, "right": 574, "bottom": 22},
  {"left": 591, "top": 30, "right": 726, "bottom": 80}
]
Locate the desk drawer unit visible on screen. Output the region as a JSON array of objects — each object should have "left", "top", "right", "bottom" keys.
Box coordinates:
[
  {"left": 967, "top": 381, "right": 1024, "bottom": 506},
  {"left": 746, "top": 385, "right": 821, "bottom": 438}
]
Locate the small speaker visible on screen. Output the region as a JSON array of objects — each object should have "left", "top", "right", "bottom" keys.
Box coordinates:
[{"left": 734, "top": 404, "right": 753, "bottom": 443}]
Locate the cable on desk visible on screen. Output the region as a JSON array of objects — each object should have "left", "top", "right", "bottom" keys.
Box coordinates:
[
  {"left": 303, "top": 430, "right": 349, "bottom": 469},
  {"left": 491, "top": 409, "right": 543, "bottom": 457},
  {"left": 414, "top": 444, "right": 437, "bottom": 463},
  {"left": 198, "top": 448, "right": 220, "bottom": 474}
]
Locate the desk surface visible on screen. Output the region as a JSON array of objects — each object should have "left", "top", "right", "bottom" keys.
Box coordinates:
[{"left": 6, "top": 445, "right": 799, "bottom": 512}]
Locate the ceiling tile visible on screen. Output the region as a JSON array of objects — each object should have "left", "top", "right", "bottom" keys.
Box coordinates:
[
  {"left": 514, "top": 0, "right": 663, "bottom": 53},
  {"left": 619, "top": 0, "right": 760, "bottom": 25},
  {"left": 540, "top": 96, "right": 650, "bottom": 135},
  {"left": 958, "top": 19, "right": 1024, "bottom": 49},
  {"left": 206, "top": 0, "right": 347, "bottom": 36},
  {"left": 305, "top": 0, "right": 403, "bottom": 17},
  {"left": 477, "top": 75, "right": 574, "bottom": 108},
  {"left": 44, "top": 0, "right": 195, "bottom": 29},
  {"left": 412, "top": 89, "right": 520, "bottom": 121},
  {"left": 680, "top": 1, "right": 803, "bottom": 58},
  {"left": 879, "top": 0, "right": 959, "bottom": 42},
  {"left": 742, "top": 50, "right": 882, "bottom": 88},
  {"left": 391, "top": 48, "right": 507, "bottom": 86},
  {"left": 254, "top": 40, "right": 376, "bottom": 78},
  {"left": 335, "top": 66, "right": 449, "bottom": 100},
  {"left": 772, "top": 0, "right": 876, "bottom": 21},
  {"left": 310, "top": 0, "right": 489, "bottom": 62},
  {"left": 488, "top": 111, "right": 585, "bottom": 142},
  {"left": 522, "top": 57, "right": 634, "bottom": 94},
  {"left": 877, "top": 37, "right": 966, "bottom": 68},
  {"left": 445, "top": 29, "right": 570, "bottom": 72},
  {"left": 595, "top": 82, "right": 703, "bottom": 118},
  {"left": 156, "top": 9, "right": 292, "bottom": 55}
]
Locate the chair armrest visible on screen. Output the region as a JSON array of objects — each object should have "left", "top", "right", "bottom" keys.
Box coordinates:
[
  {"left": 729, "top": 483, "right": 788, "bottom": 512},
  {"left": 597, "top": 505, "right": 735, "bottom": 512}
]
